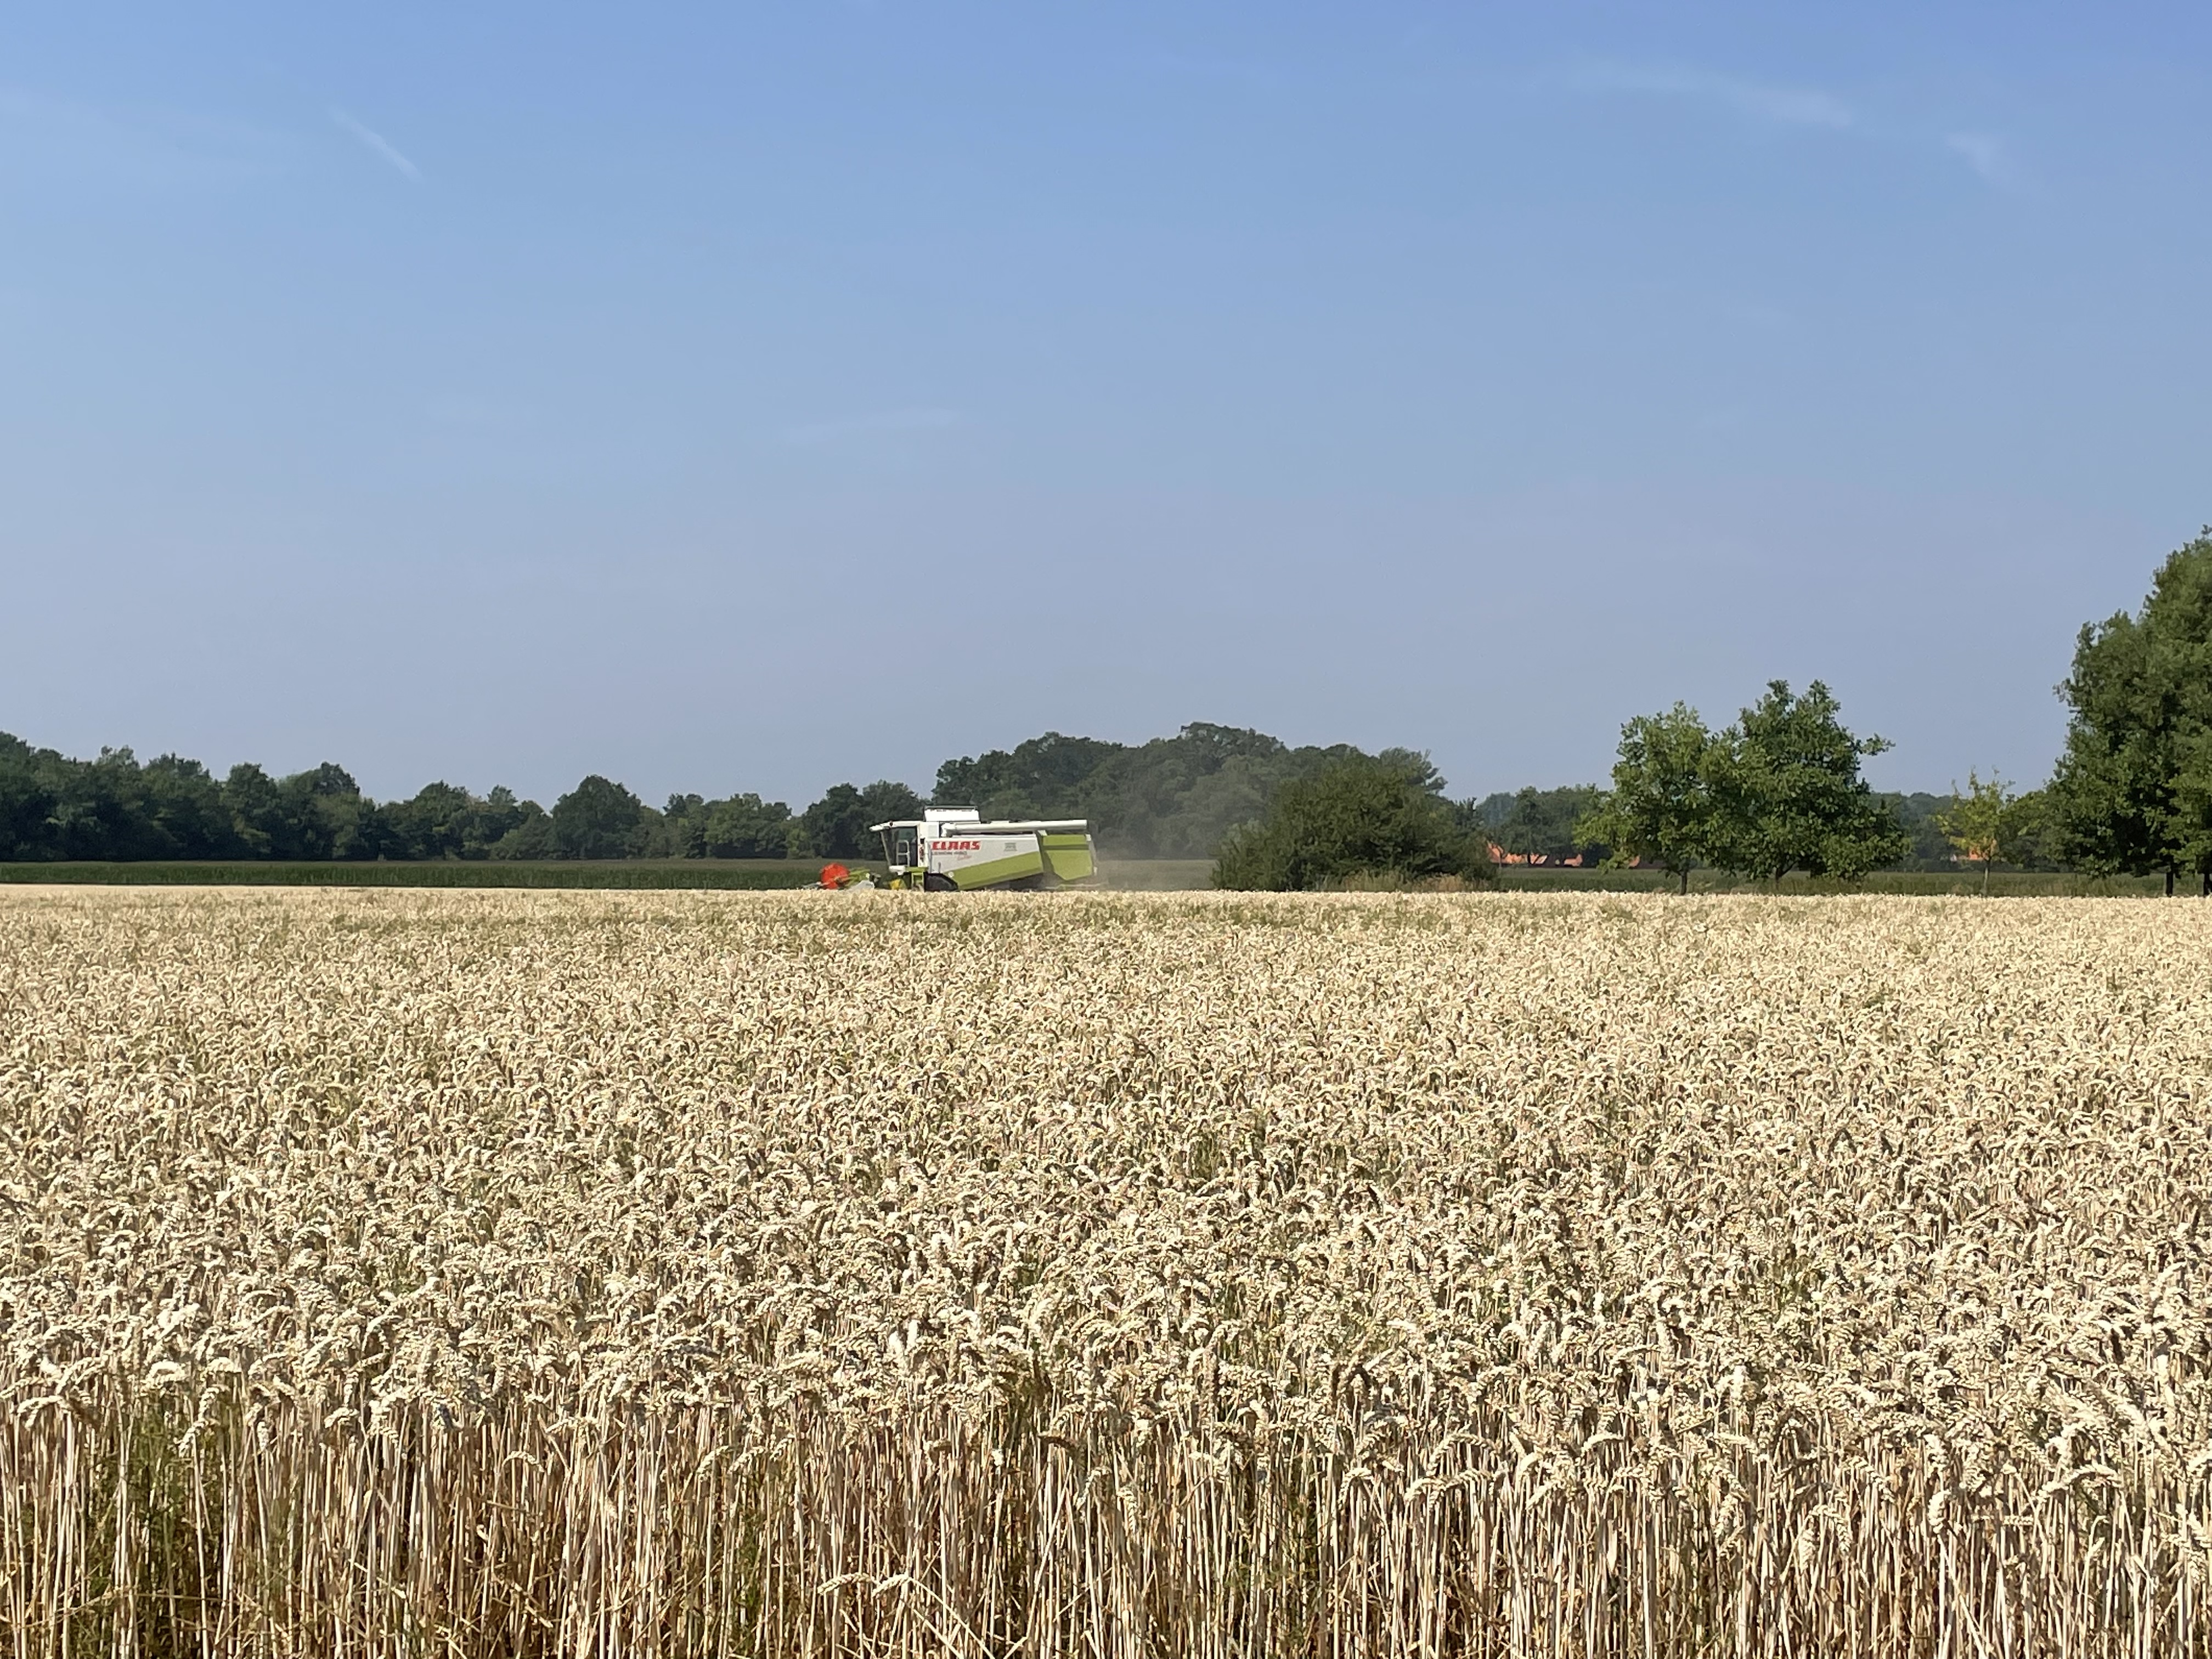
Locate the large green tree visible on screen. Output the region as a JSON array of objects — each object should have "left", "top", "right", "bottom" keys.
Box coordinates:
[
  {"left": 382, "top": 782, "right": 476, "bottom": 860},
  {"left": 2050, "top": 530, "right": 2212, "bottom": 894},
  {"left": 0, "top": 734, "right": 57, "bottom": 859},
  {"left": 1575, "top": 703, "right": 1718, "bottom": 893},
  {"left": 1706, "top": 681, "right": 1906, "bottom": 882},
  {"left": 549, "top": 775, "right": 650, "bottom": 860},
  {"left": 287, "top": 763, "right": 383, "bottom": 860},
  {"left": 702, "top": 793, "right": 797, "bottom": 859},
  {"left": 797, "top": 780, "right": 924, "bottom": 860},
  {"left": 138, "top": 755, "right": 238, "bottom": 857}
]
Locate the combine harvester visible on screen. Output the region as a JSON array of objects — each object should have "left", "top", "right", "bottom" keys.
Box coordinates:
[{"left": 817, "top": 808, "right": 1099, "bottom": 891}]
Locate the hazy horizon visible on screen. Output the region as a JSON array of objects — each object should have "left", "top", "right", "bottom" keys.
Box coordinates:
[{"left": 4, "top": 4, "right": 2207, "bottom": 807}]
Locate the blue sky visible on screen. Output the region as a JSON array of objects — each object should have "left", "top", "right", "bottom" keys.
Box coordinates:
[{"left": 3, "top": 3, "right": 2207, "bottom": 806}]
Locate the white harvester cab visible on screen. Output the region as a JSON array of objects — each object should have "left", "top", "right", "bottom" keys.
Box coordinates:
[{"left": 868, "top": 807, "right": 1098, "bottom": 891}]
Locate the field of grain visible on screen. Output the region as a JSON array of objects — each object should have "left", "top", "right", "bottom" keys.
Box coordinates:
[{"left": 2, "top": 888, "right": 2209, "bottom": 1657}]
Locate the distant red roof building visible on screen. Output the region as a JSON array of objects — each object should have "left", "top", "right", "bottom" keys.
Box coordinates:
[{"left": 1487, "top": 843, "right": 1587, "bottom": 868}]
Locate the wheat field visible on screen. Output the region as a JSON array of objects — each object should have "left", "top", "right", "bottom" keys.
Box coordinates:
[{"left": 2, "top": 887, "right": 2208, "bottom": 1657}]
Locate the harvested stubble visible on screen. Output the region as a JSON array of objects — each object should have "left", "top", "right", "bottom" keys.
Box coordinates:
[{"left": 2, "top": 888, "right": 2210, "bottom": 1658}]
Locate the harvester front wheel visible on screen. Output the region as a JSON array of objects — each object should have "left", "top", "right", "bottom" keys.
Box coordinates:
[{"left": 922, "top": 872, "right": 958, "bottom": 892}]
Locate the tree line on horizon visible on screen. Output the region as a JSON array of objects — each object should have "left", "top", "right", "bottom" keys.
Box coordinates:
[
  {"left": 0, "top": 743, "right": 935, "bottom": 865},
  {"left": 0, "top": 721, "right": 1393, "bottom": 866},
  {"left": 0, "top": 720, "right": 1510, "bottom": 867},
  {"left": 0, "top": 713, "right": 2034, "bottom": 878},
  {"left": 5, "top": 529, "right": 2205, "bottom": 882}
]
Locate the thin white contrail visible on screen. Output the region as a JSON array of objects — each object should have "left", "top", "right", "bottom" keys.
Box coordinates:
[
  {"left": 1571, "top": 63, "right": 1855, "bottom": 130},
  {"left": 330, "top": 107, "right": 421, "bottom": 179}
]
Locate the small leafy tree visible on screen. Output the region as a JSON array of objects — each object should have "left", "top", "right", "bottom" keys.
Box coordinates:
[
  {"left": 1575, "top": 703, "right": 1717, "bottom": 894},
  {"left": 1936, "top": 770, "right": 2012, "bottom": 893},
  {"left": 1212, "top": 754, "right": 1490, "bottom": 891}
]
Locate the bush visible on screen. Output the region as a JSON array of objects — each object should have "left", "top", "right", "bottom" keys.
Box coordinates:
[{"left": 1212, "top": 755, "right": 1493, "bottom": 891}]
